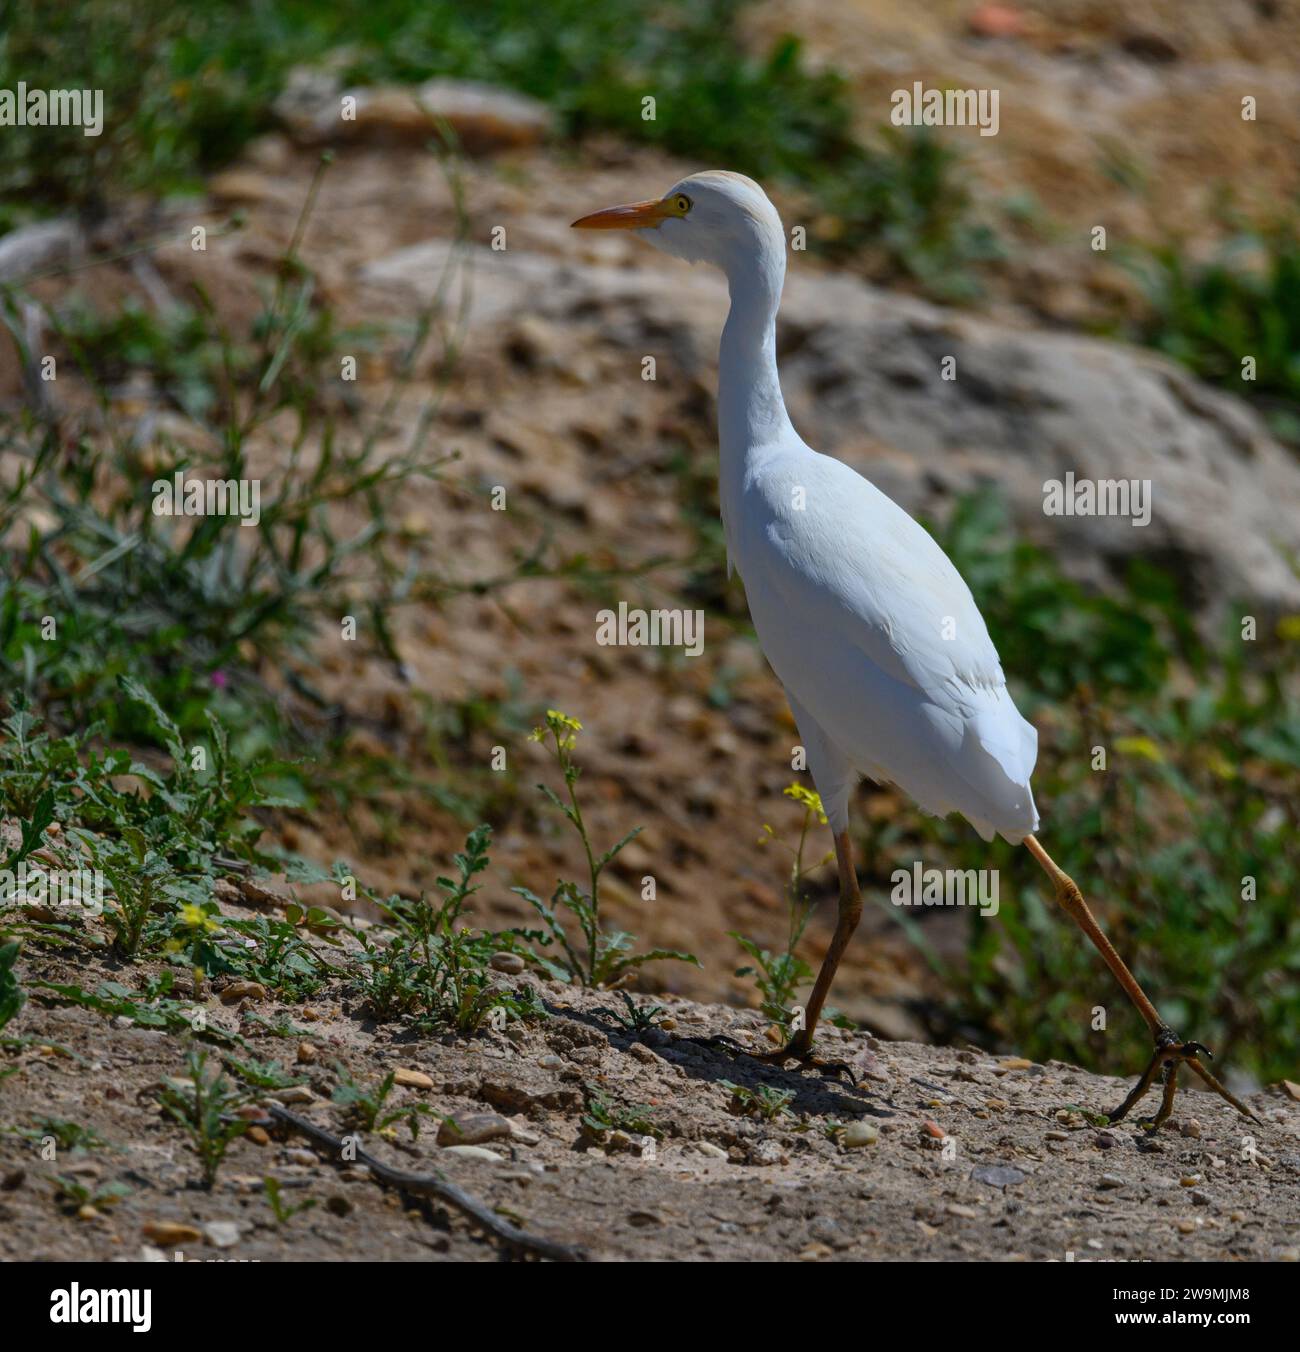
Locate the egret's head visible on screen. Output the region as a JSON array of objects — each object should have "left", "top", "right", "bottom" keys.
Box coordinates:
[{"left": 572, "top": 171, "right": 784, "bottom": 281}]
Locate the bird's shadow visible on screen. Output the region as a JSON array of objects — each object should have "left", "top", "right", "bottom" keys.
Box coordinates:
[{"left": 556, "top": 998, "right": 899, "bottom": 1121}]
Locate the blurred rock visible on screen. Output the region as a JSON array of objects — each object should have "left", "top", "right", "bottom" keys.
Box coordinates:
[
  {"left": 275, "top": 71, "right": 554, "bottom": 153},
  {"left": 775, "top": 270, "right": 1300, "bottom": 615},
  {"left": 0, "top": 220, "right": 81, "bottom": 283},
  {"left": 409, "top": 240, "right": 1300, "bottom": 616},
  {"left": 968, "top": 5, "right": 1025, "bottom": 40}
]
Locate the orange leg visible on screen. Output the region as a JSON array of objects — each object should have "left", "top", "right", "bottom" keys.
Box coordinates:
[
  {"left": 1024, "top": 835, "right": 1258, "bottom": 1127},
  {"left": 743, "top": 829, "right": 862, "bottom": 1077}
]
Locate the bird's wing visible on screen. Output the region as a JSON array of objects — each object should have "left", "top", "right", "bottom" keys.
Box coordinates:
[
  {"left": 750, "top": 450, "right": 1007, "bottom": 703},
  {"left": 736, "top": 447, "right": 1038, "bottom": 841}
]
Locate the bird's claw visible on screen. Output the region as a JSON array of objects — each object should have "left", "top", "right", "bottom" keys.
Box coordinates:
[
  {"left": 684, "top": 1031, "right": 856, "bottom": 1081},
  {"left": 1107, "top": 1027, "right": 1259, "bottom": 1131},
  {"left": 739, "top": 1041, "right": 857, "bottom": 1083}
]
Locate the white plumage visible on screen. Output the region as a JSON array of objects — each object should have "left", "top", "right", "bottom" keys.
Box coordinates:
[
  {"left": 735, "top": 449, "right": 1039, "bottom": 841},
  {"left": 578, "top": 170, "right": 1037, "bottom": 843}
]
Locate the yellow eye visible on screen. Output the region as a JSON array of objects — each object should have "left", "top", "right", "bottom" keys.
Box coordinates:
[{"left": 674, "top": 194, "right": 691, "bottom": 214}]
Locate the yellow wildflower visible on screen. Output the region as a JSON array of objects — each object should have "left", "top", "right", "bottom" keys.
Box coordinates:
[{"left": 783, "top": 783, "right": 828, "bottom": 824}]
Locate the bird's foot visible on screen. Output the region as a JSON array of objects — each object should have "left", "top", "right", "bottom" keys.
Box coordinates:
[
  {"left": 735, "top": 1036, "right": 857, "bottom": 1083},
  {"left": 682, "top": 1031, "right": 856, "bottom": 1081},
  {"left": 1107, "top": 1026, "right": 1259, "bottom": 1130}
]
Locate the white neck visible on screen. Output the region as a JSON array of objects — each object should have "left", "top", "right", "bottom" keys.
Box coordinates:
[
  {"left": 718, "top": 250, "right": 793, "bottom": 460},
  {"left": 716, "top": 243, "right": 797, "bottom": 552}
]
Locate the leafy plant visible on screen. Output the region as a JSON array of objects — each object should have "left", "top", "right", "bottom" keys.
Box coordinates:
[
  {"left": 223, "top": 1055, "right": 305, "bottom": 1091},
  {"left": 16, "top": 1117, "right": 111, "bottom": 1153},
  {"left": 263, "top": 1174, "right": 318, "bottom": 1226},
  {"left": 721, "top": 1080, "right": 794, "bottom": 1122},
  {"left": 732, "top": 783, "right": 831, "bottom": 1028},
  {"left": 352, "top": 825, "right": 542, "bottom": 1032},
  {"left": 513, "top": 710, "right": 698, "bottom": 987},
  {"left": 0, "top": 154, "right": 464, "bottom": 752},
  {"left": 37, "top": 977, "right": 241, "bottom": 1047},
  {"left": 0, "top": 941, "right": 23, "bottom": 1034},
  {"left": 330, "top": 1063, "right": 434, "bottom": 1140},
  {"left": 0, "top": 693, "right": 283, "bottom": 954},
  {"left": 221, "top": 913, "right": 336, "bottom": 1001},
  {"left": 156, "top": 1048, "right": 252, "bottom": 1187},
  {"left": 46, "top": 1174, "right": 131, "bottom": 1214},
  {"left": 1126, "top": 214, "right": 1300, "bottom": 441},
  {"left": 609, "top": 993, "right": 665, "bottom": 1035},
  {"left": 580, "top": 1082, "right": 662, "bottom": 1141}
]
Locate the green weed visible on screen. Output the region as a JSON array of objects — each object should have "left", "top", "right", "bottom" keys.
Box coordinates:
[
  {"left": 330, "top": 1063, "right": 434, "bottom": 1140},
  {"left": 263, "top": 1175, "right": 318, "bottom": 1225},
  {"left": 732, "top": 783, "right": 831, "bottom": 1030},
  {"left": 351, "top": 825, "right": 543, "bottom": 1032},
  {"left": 1127, "top": 214, "right": 1300, "bottom": 442},
  {"left": 156, "top": 1047, "right": 252, "bottom": 1188},
  {"left": 721, "top": 1080, "right": 794, "bottom": 1121},
  {"left": 513, "top": 710, "right": 698, "bottom": 988},
  {"left": 580, "top": 1082, "right": 662, "bottom": 1141}
]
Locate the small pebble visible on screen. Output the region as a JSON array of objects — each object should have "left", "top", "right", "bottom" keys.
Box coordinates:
[
  {"left": 440, "top": 1145, "right": 503, "bottom": 1163},
  {"left": 143, "top": 1221, "right": 202, "bottom": 1246},
  {"left": 842, "top": 1122, "right": 879, "bottom": 1149},
  {"left": 437, "top": 1113, "right": 512, "bottom": 1147},
  {"left": 204, "top": 1221, "right": 240, "bottom": 1248},
  {"left": 219, "top": 981, "right": 267, "bottom": 1004},
  {"left": 270, "top": 1086, "right": 315, "bottom": 1105}
]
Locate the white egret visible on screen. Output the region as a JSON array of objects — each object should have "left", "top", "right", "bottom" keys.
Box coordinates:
[{"left": 573, "top": 171, "right": 1255, "bottom": 1126}]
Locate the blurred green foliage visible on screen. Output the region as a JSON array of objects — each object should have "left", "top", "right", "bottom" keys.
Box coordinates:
[
  {"left": 1129, "top": 221, "right": 1300, "bottom": 443},
  {"left": 0, "top": 0, "right": 996, "bottom": 295}
]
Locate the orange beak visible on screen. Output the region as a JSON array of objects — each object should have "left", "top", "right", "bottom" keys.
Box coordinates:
[{"left": 571, "top": 198, "right": 670, "bottom": 230}]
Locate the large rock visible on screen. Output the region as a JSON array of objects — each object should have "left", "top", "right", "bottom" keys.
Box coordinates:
[
  {"left": 775, "top": 272, "right": 1300, "bottom": 614},
  {"left": 275, "top": 72, "right": 554, "bottom": 154},
  {"left": 357, "top": 236, "right": 1300, "bottom": 613}
]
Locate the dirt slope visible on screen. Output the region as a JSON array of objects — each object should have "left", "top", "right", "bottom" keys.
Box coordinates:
[{"left": 2, "top": 904, "right": 1296, "bottom": 1263}]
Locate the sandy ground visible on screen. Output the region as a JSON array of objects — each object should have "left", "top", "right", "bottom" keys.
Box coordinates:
[{"left": 2, "top": 900, "right": 1296, "bottom": 1263}]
